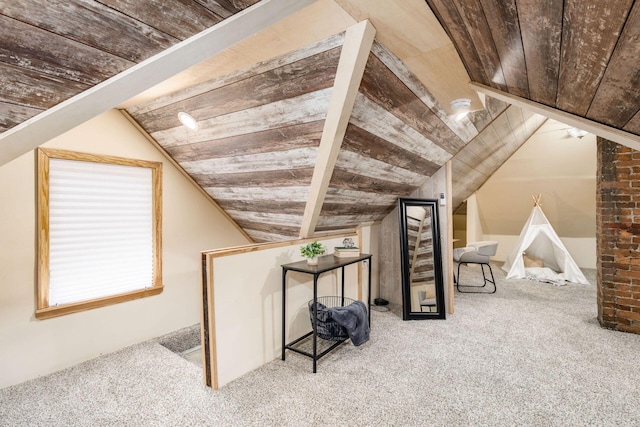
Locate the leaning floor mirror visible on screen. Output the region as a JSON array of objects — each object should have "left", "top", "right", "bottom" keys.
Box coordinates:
[{"left": 398, "top": 198, "right": 446, "bottom": 320}]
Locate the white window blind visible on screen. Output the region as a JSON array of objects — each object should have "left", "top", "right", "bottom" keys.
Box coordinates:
[{"left": 48, "top": 158, "right": 154, "bottom": 306}]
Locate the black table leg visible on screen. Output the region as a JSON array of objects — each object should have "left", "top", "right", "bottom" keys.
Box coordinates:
[
  {"left": 312, "top": 274, "right": 318, "bottom": 373},
  {"left": 282, "top": 269, "right": 287, "bottom": 361},
  {"left": 341, "top": 267, "right": 345, "bottom": 306}
]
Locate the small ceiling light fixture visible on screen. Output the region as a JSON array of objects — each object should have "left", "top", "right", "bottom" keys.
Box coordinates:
[
  {"left": 566, "top": 127, "right": 588, "bottom": 139},
  {"left": 178, "top": 112, "right": 198, "bottom": 131},
  {"left": 450, "top": 98, "right": 471, "bottom": 121}
]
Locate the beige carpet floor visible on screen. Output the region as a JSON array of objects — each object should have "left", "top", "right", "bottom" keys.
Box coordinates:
[{"left": 1, "top": 263, "right": 639, "bottom": 426}]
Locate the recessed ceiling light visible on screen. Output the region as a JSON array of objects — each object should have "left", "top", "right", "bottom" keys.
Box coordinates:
[{"left": 178, "top": 112, "right": 198, "bottom": 131}]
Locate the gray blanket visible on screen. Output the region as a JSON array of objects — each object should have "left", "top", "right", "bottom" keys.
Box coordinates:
[{"left": 329, "top": 301, "right": 370, "bottom": 346}]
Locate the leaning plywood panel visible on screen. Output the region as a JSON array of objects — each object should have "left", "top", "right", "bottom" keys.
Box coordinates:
[{"left": 201, "top": 231, "right": 375, "bottom": 389}]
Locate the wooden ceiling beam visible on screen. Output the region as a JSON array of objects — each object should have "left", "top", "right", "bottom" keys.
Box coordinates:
[
  {"left": 299, "top": 20, "right": 376, "bottom": 238},
  {"left": 0, "top": 0, "right": 317, "bottom": 167},
  {"left": 470, "top": 82, "right": 640, "bottom": 151}
]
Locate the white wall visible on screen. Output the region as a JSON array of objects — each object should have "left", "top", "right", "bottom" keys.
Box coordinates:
[
  {"left": 209, "top": 229, "right": 377, "bottom": 387},
  {"left": 465, "top": 193, "right": 483, "bottom": 244},
  {"left": 475, "top": 120, "right": 596, "bottom": 238},
  {"left": 0, "top": 110, "right": 249, "bottom": 388},
  {"left": 561, "top": 238, "right": 597, "bottom": 269},
  {"left": 480, "top": 234, "right": 519, "bottom": 262},
  {"left": 359, "top": 223, "right": 380, "bottom": 300}
]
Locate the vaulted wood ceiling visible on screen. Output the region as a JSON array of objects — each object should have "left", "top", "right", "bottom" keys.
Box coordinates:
[
  {"left": 128, "top": 32, "right": 487, "bottom": 242},
  {"left": 0, "top": 0, "right": 259, "bottom": 133},
  {"left": 127, "top": 28, "right": 546, "bottom": 242},
  {"left": 128, "top": 33, "right": 344, "bottom": 242},
  {"left": 426, "top": 0, "right": 640, "bottom": 137},
  {"left": 1, "top": 0, "right": 638, "bottom": 242}
]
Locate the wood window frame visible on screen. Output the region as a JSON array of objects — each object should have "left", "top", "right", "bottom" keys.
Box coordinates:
[{"left": 36, "top": 148, "right": 163, "bottom": 319}]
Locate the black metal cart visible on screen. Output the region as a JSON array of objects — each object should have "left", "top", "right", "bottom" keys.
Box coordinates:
[{"left": 281, "top": 253, "right": 372, "bottom": 373}]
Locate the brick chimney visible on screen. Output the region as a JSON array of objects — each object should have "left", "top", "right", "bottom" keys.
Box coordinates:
[{"left": 597, "top": 137, "right": 640, "bottom": 334}]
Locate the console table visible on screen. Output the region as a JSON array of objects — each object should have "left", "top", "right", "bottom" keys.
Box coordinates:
[{"left": 281, "top": 253, "right": 372, "bottom": 373}]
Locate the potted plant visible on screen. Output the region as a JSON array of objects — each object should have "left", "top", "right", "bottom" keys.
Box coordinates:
[{"left": 300, "top": 241, "right": 325, "bottom": 265}]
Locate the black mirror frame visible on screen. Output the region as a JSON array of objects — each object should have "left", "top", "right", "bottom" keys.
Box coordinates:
[{"left": 398, "top": 198, "right": 446, "bottom": 320}]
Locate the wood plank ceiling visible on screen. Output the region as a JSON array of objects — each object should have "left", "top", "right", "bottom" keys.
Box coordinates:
[
  {"left": 315, "top": 40, "right": 478, "bottom": 234},
  {"left": 3, "top": 0, "right": 629, "bottom": 243},
  {"left": 128, "top": 28, "right": 546, "bottom": 241},
  {"left": 425, "top": 0, "right": 640, "bottom": 136},
  {"left": 129, "top": 33, "right": 345, "bottom": 242},
  {"left": 0, "top": 0, "right": 258, "bottom": 133},
  {"left": 129, "top": 34, "right": 482, "bottom": 242}
]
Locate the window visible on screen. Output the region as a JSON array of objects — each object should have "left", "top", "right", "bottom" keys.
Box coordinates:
[{"left": 36, "top": 148, "right": 163, "bottom": 319}]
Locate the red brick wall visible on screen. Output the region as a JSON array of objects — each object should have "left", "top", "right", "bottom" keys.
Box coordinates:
[{"left": 597, "top": 137, "right": 640, "bottom": 334}]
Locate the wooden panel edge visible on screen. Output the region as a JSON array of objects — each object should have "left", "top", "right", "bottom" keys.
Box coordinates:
[
  {"left": 34, "top": 286, "right": 164, "bottom": 320},
  {"left": 38, "top": 147, "right": 162, "bottom": 169},
  {"left": 200, "top": 254, "right": 210, "bottom": 386},
  {"left": 201, "top": 253, "right": 218, "bottom": 389},
  {"left": 202, "top": 231, "right": 358, "bottom": 258},
  {"left": 209, "top": 256, "right": 218, "bottom": 390},
  {"left": 153, "top": 162, "right": 163, "bottom": 289},
  {"left": 36, "top": 148, "right": 50, "bottom": 310},
  {"left": 120, "top": 110, "right": 254, "bottom": 243}
]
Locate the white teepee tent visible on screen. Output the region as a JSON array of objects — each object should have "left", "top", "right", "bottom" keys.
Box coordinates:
[{"left": 502, "top": 195, "right": 589, "bottom": 285}]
